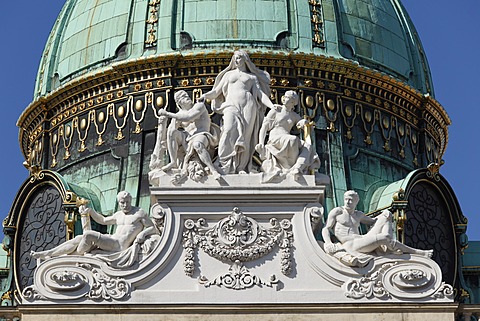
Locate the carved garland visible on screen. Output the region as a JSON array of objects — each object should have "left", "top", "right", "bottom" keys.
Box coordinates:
[{"left": 182, "top": 207, "right": 293, "bottom": 289}]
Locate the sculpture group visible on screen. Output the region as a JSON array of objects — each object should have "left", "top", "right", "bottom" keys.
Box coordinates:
[
  {"left": 26, "top": 51, "right": 449, "bottom": 304},
  {"left": 150, "top": 50, "right": 319, "bottom": 183}
]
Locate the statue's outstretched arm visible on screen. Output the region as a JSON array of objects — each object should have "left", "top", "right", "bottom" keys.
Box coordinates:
[{"left": 82, "top": 206, "right": 116, "bottom": 226}]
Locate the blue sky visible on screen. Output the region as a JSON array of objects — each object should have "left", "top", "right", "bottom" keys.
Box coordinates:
[{"left": 0, "top": 1, "right": 478, "bottom": 240}]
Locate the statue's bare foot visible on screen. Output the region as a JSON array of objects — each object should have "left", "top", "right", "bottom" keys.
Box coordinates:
[
  {"left": 421, "top": 249, "right": 434, "bottom": 258},
  {"left": 239, "top": 170, "right": 247, "bottom": 175},
  {"left": 31, "top": 250, "right": 48, "bottom": 260}
]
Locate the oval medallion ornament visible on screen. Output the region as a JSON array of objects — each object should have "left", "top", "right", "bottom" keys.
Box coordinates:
[
  {"left": 98, "top": 111, "right": 105, "bottom": 124},
  {"left": 65, "top": 125, "right": 72, "bottom": 137},
  {"left": 117, "top": 106, "right": 125, "bottom": 118},
  {"left": 156, "top": 95, "right": 164, "bottom": 108},
  {"left": 345, "top": 105, "right": 353, "bottom": 117},
  {"left": 383, "top": 117, "right": 390, "bottom": 129},
  {"left": 327, "top": 99, "right": 335, "bottom": 111},
  {"left": 364, "top": 111, "right": 372, "bottom": 123},
  {"left": 135, "top": 100, "right": 144, "bottom": 112},
  {"left": 80, "top": 118, "right": 87, "bottom": 130},
  {"left": 305, "top": 95, "right": 314, "bottom": 108}
]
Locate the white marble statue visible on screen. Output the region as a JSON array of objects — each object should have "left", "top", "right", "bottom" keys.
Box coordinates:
[
  {"left": 31, "top": 191, "right": 158, "bottom": 266},
  {"left": 199, "top": 50, "right": 274, "bottom": 174},
  {"left": 149, "top": 112, "right": 168, "bottom": 171},
  {"left": 322, "top": 190, "right": 433, "bottom": 267},
  {"left": 255, "top": 90, "right": 320, "bottom": 182},
  {"left": 158, "top": 90, "right": 221, "bottom": 181}
]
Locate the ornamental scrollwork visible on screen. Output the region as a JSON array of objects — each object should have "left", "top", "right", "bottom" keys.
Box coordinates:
[
  {"left": 183, "top": 207, "right": 294, "bottom": 277},
  {"left": 78, "top": 263, "right": 131, "bottom": 301},
  {"left": 23, "top": 262, "right": 131, "bottom": 302},
  {"left": 433, "top": 283, "right": 455, "bottom": 299},
  {"left": 198, "top": 260, "right": 278, "bottom": 290},
  {"left": 344, "top": 262, "right": 454, "bottom": 301},
  {"left": 344, "top": 263, "right": 394, "bottom": 299}
]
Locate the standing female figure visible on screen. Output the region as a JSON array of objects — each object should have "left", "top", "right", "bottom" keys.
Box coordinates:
[{"left": 200, "top": 51, "right": 274, "bottom": 174}]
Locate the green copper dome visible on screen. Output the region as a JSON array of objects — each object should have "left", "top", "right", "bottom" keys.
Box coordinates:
[{"left": 34, "top": 0, "right": 433, "bottom": 99}]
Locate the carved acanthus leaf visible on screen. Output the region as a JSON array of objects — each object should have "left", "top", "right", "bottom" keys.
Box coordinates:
[{"left": 78, "top": 263, "right": 131, "bottom": 301}]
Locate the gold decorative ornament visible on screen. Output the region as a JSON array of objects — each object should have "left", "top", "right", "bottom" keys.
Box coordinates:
[
  {"left": 65, "top": 125, "right": 72, "bottom": 138},
  {"left": 382, "top": 117, "right": 390, "bottom": 129},
  {"left": 309, "top": 0, "right": 325, "bottom": 47},
  {"left": 345, "top": 105, "right": 353, "bottom": 117},
  {"left": 145, "top": 0, "right": 160, "bottom": 47},
  {"left": 98, "top": 111, "right": 106, "bottom": 124},
  {"left": 156, "top": 95, "right": 164, "bottom": 108},
  {"left": 364, "top": 111, "right": 372, "bottom": 123},
  {"left": 383, "top": 140, "right": 391, "bottom": 152},
  {"left": 193, "top": 78, "right": 202, "bottom": 86},
  {"left": 79, "top": 118, "right": 87, "bottom": 130},
  {"left": 94, "top": 106, "right": 110, "bottom": 146},
  {"left": 206, "top": 77, "right": 215, "bottom": 85},
  {"left": 412, "top": 133, "right": 418, "bottom": 144},
  {"left": 326, "top": 99, "right": 335, "bottom": 111},
  {"left": 398, "top": 124, "right": 405, "bottom": 136},
  {"left": 342, "top": 103, "right": 357, "bottom": 141},
  {"left": 117, "top": 106, "right": 126, "bottom": 118},
  {"left": 156, "top": 79, "right": 165, "bottom": 87},
  {"left": 305, "top": 95, "right": 314, "bottom": 108},
  {"left": 135, "top": 99, "right": 144, "bottom": 112}
]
